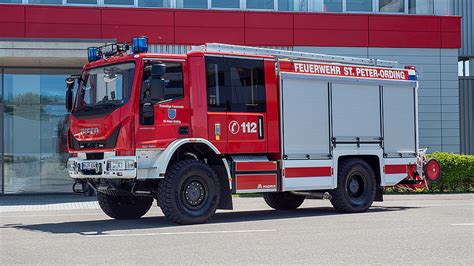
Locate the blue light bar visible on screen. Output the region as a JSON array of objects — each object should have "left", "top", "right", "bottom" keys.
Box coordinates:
[
  {"left": 132, "top": 36, "right": 148, "bottom": 53},
  {"left": 87, "top": 47, "right": 100, "bottom": 62}
]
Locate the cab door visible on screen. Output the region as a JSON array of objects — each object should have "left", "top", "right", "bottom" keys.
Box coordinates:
[
  {"left": 136, "top": 60, "right": 190, "bottom": 149},
  {"left": 225, "top": 58, "right": 267, "bottom": 153},
  {"left": 205, "top": 57, "right": 267, "bottom": 154},
  {"left": 205, "top": 56, "right": 228, "bottom": 153}
]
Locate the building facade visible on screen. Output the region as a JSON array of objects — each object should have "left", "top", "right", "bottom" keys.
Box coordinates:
[
  {"left": 0, "top": 0, "right": 466, "bottom": 194},
  {"left": 453, "top": 0, "right": 473, "bottom": 154}
]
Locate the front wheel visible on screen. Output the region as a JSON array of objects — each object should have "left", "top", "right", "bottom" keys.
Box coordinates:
[
  {"left": 330, "top": 159, "right": 376, "bottom": 213},
  {"left": 97, "top": 193, "right": 153, "bottom": 220},
  {"left": 157, "top": 160, "right": 221, "bottom": 225}
]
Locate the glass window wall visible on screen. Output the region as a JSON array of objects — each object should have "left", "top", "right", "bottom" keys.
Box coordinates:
[
  {"left": 66, "top": 0, "right": 98, "bottom": 4},
  {"left": 28, "top": 0, "right": 62, "bottom": 4},
  {"left": 104, "top": 0, "right": 134, "bottom": 6},
  {"left": 211, "top": 0, "right": 240, "bottom": 8},
  {"left": 246, "top": 0, "right": 274, "bottom": 9},
  {"left": 379, "top": 0, "right": 405, "bottom": 12},
  {"left": 433, "top": 0, "right": 451, "bottom": 15},
  {"left": 346, "top": 0, "right": 373, "bottom": 12},
  {"left": 324, "top": 0, "right": 343, "bottom": 12},
  {"left": 177, "top": 0, "right": 208, "bottom": 8},
  {"left": 278, "top": 0, "right": 309, "bottom": 11},
  {"left": 2, "top": 68, "right": 79, "bottom": 194},
  {"left": 409, "top": 0, "right": 434, "bottom": 14},
  {"left": 0, "top": 0, "right": 22, "bottom": 3}
]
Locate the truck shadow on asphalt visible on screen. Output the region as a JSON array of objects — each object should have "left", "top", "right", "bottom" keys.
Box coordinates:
[{"left": 5, "top": 205, "right": 418, "bottom": 236}]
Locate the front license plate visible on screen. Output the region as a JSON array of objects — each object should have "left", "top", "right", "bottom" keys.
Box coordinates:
[{"left": 82, "top": 162, "right": 99, "bottom": 170}]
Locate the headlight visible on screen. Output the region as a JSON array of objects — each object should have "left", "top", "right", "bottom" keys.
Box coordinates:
[
  {"left": 107, "top": 159, "right": 135, "bottom": 171},
  {"left": 67, "top": 161, "right": 77, "bottom": 172}
]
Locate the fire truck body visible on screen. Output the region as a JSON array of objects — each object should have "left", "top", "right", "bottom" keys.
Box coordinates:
[{"left": 66, "top": 38, "right": 438, "bottom": 224}]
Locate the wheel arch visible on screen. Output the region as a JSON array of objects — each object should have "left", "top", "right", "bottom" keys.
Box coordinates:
[
  {"left": 336, "top": 154, "right": 382, "bottom": 188},
  {"left": 159, "top": 138, "right": 233, "bottom": 210}
]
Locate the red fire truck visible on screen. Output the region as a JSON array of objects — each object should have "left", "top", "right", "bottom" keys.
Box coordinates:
[{"left": 65, "top": 37, "right": 440, "bottom": 224}]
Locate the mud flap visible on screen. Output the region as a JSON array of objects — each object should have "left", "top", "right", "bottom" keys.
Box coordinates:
[{"left": 374, "top": 187, "right": 384, "bottom": 202}]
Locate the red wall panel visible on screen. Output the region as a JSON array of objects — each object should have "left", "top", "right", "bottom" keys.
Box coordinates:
[
  {"left": 294, "top": 14, "right": 368, "bottom": 30},
  {"left": 26, "top": 6, "right": 101, "bottom": 25},
  {"left": 101, "top": 9, "right": 174, "bottom": 26},
  {"left": 245, "top": 28, "right": 293, "bottom": 46},
  {"left": 441, "top": 16, "right": 461, "bottom": 32},
  {"left": 175, "top": 27, "right": 245, "bottom": 45},
  {"left": 369, "top": 15, "right": 440, "bottom": 31},
  {"left": 0, "top": 22, "right": 25, "bottom": 38},
  {"left": 245, "top": 12, "right": 293, "bottom": 29},
  {"left": 0, "top": 5, "right": 461, "bottom": 49},
  {"left": 0, "top": 5, "right": 24, "bottom": 22},
  {"left": 370, "top": 31, "right": 441, "bottom": 48},
  {"left": 442, "top": 32, "right": 461, "bottom": 48},
  {"left": 174, "top": 11, "right": 244, "bottom": 28},
  {"left": 102, "top": 25, "right": 174, "bottom": 43},
  {"left": 26, "top": 23, "right": 101, "bottom": 39},
  {"left": 295, "top": 29, "right": 368, "bottom": 47}
]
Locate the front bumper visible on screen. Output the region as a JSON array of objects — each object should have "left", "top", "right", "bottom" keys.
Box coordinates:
[{"left": 67, "top": 156, "right": 137, "bottom": 179}]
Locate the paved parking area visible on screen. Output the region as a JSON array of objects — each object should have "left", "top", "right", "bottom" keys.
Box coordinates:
[{"left": 1, "top": 194, "right": 473, "bottom": 264}]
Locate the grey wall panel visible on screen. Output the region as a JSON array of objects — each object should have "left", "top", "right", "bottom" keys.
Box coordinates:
[
  {"left": 459, "top": 78, "right": 474, "bottom": 154},
  {"left": 369, "top": 48, "right": 441, "bottom": 56},
  {"left": 441, "top": 89, "right": 459, "bottom": 97},
  {"left": 419, "top": 89, "right": 441, "bottom": 97},
  {"left": 419, "top": 112, "right": 442, "bottom": 121},
  {"left": 452, "top": 0, "right": 473, "bottom": 57},
  {"left": 419, "top": 96, "right": 441, "bottom": 105}
]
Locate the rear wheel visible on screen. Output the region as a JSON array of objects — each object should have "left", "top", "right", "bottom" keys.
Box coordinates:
[
  {"left": 97, "top": 193, "right": 153, "bottom": 220},
  {"left": 330, "top": 159, "right": 376, "bottom": 213},
  {"left": 263, "top": 192, "right": 305, "bottom": 210},
  {"left": 157, "top": 160, "right": 221, "bottom": 225}
]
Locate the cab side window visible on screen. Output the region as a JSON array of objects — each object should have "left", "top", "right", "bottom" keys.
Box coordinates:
[
  {"left": 205, "top": 57, "right": 266, "bottom": 112},
  {"left": 139, "top": 62, "right": 184, "bottom": 125},
  {"left": 141, "top": 62, "right": 184, "bottom": 103},
  {"left": 206, "top": 57, "right": 228, "bottom": 111},
  {"left": 162, "top": 62, "right": 184, "bottom": 100},
  {"left": 228, "top": 58, "right": 266, "bottom": 112}
]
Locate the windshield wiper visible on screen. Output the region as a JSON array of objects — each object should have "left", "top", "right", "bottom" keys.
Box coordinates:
[{"left": 93, "top": 102, "right": 119, "bottom": 108}]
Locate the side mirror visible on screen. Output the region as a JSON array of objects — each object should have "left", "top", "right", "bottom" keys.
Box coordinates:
[
  {"left": 65, "top": 77, "right": 75, "bottom": 112},
  {"left": 151, "top": 63, "right": 166, "bottom": 78},
  {"left": 149, "top": 79, "right": 165, "bottom": 102}
]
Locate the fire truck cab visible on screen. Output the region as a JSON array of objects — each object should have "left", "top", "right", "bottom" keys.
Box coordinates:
[{"left": 65, "top": 37, "right": 440, "bottom": 224}]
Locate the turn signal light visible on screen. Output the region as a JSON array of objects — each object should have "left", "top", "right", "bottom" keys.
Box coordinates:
[{"left": 116, "top": 150, "right": 135, "bottom": 156}]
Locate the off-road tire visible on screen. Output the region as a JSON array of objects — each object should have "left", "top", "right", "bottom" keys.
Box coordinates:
[
  {"left": 263, "top": 192, "right": 305, "bottom": 210},
  {"left": 330, "top": 159, "right": 376, "bottom": 213},
  {"left": 97, "top": 193, "right": 153, "bottom": 220},
  {"left": 157, "top": 160, "right": 221, "bottom": 225}
]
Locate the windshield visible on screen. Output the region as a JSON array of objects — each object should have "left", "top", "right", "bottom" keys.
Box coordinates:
[{"left": 74, "top": 62, "right": 135, "bottom": 112}]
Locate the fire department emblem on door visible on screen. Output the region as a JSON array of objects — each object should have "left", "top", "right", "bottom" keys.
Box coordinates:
[{"left": 168, "top": 109, "right": 177, "bottom": 120}]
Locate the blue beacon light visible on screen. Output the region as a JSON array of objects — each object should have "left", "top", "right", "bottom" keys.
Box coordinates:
[
  {"left": 87, "top": 47, "right": 99, "bottom": 62},
  {"left": 132, "top": 36, "right": 148, "bottom": 53}
]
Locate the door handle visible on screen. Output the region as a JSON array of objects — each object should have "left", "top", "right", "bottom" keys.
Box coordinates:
[
  {"left": 258, "top": 116, "right": 264, "bottom": 139},
  {"left": 178, "top": 126, "right": 189, "bottom": 135}
]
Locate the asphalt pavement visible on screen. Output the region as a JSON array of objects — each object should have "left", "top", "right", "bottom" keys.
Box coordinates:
[{"left": 1, "top": 194, "right": 473, "bottom": 264}]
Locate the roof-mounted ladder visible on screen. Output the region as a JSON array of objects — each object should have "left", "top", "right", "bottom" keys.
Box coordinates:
[{"left": 192, "top": 43, "right": 399, "bottom": 68}]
